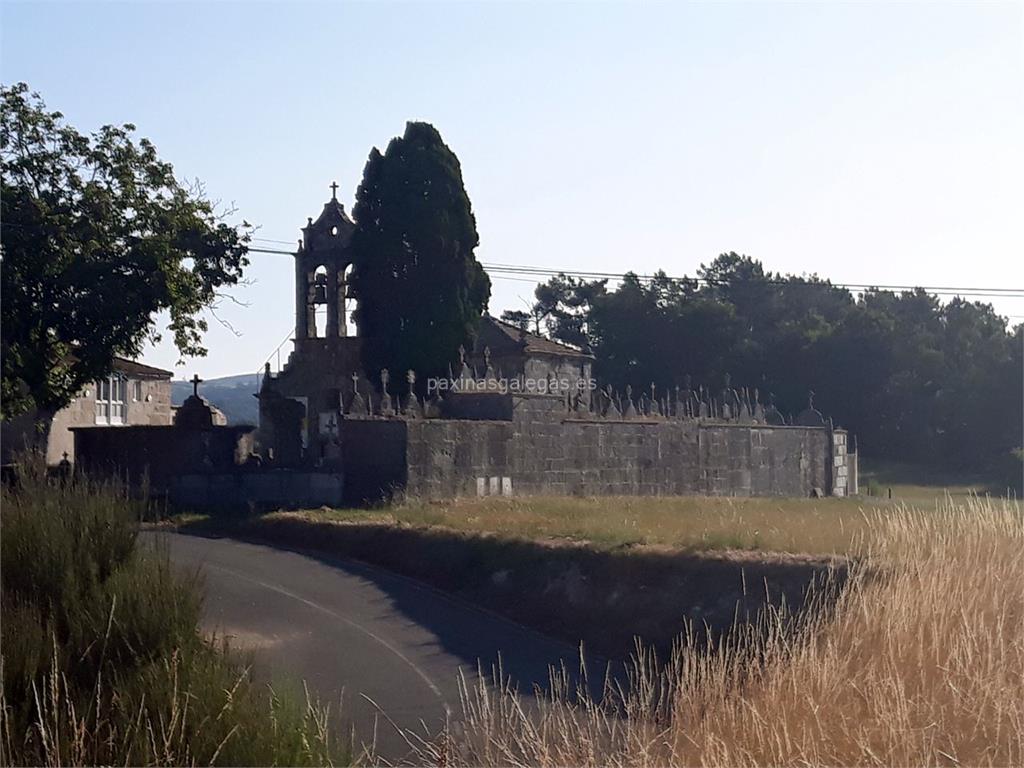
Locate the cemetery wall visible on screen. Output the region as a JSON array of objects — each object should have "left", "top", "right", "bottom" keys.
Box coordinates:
[{"left": 347, "top": 395, "right": 842, "bottom": 503}]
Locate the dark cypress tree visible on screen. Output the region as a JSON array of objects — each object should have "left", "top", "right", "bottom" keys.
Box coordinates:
[{"left": 350, "top": 122, "right": 490, "bottom": 386}]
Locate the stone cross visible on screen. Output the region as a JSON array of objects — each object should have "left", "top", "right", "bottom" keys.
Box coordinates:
[
  {"left": 381, "top": 368, "right": 390, "bottom": 393},
  {"left": 330, "top": 181, "right": 339, "bottom": 200},
  {"left": 191, "top": 374, "right": 202, "bottom": 397},
  {"left": 407, "top": 369, "right": 416, "bottom": 390},
  {"left": 483, "top": 346, "right": 491, "bottom": 369},
  {"left": 457, "top": 344, "right": 466, "bottom": 365},
  {"left": 351, "top": 372, "right": 360, "bottom": 393}
]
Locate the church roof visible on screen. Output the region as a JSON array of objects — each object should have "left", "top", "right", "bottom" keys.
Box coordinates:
[
  {"left": 112, "top": 357, "right": 172, "bottom": 379},
  {"left": 478, "top": 316, "right": 593, "bottom": 359}
]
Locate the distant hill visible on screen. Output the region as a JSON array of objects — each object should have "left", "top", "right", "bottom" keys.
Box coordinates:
[{"left": 171, "top": 373, "right": 259, "bottom": 425}]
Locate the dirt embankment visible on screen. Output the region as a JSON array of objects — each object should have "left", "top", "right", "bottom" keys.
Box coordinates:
[{"left": 179, "top": 512, "right": 848, "bottom": 660}]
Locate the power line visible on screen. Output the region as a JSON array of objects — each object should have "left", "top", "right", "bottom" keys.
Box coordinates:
[
  {"left": 481, "top": 263, "right": 1024, "bottom": 296},
  {"left": 243, "top": 245, "right": 1024, "bottom": 299},
  {"left": 252, "top": 236, "right": 298, "bottom": 246}
]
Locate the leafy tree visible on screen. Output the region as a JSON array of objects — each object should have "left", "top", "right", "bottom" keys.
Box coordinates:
[
  {"left": 532, "top": 273, "right": 607, "bottom": 348},
  {"left": 588, "top": 272, "right": 737, "bottom": 392},
  {"left": 0, "top": 83, "right": 250, "bottom": 420},
  {"left": 350, "top": 122, "right": 490, "bottom": 384}
]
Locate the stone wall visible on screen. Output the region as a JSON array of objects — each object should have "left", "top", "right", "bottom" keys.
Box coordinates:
[
  {"left": 72, "top": 424, "right": 255, "bottom": 490},
  {"left": 171, "top": 471, "right": 343, "bottom": 510},
  {"left": 339, "top": 418, "right": 409, "bottom": 502},
  {"left": 346, "top": 393, "right": 843, "bottom": 502},
  {"left": 404, "top": 419, "right": 515, "bottom": 500}
]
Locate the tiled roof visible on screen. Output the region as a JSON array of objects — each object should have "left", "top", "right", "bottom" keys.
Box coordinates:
[
  {"left": 112, "top": 357, "right": 173, "bottom": 379},
  {"left": 479, "top": 316, "right": 593, "bottom": 359}
]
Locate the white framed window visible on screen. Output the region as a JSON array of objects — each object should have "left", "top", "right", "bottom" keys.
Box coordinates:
[
  {"left": 95, "top": 374, "right": 127, "bottom": 425},
  {"left": 132, "top": 380, "right": 142, "bottom": 402}
]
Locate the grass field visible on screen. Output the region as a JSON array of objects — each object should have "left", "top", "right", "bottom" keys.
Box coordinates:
[{"left": 293, "top": 472, "right": 995, "bottom": 557}]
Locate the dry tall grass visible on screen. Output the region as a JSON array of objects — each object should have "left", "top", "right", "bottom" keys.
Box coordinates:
[{"left": 420, "top": 496, "right": 1023, "bottom": 766}]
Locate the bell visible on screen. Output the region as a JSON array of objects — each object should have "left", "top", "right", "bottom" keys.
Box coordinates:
[{"left": 312, "top": 273, "right": 328, "bottom": 303}]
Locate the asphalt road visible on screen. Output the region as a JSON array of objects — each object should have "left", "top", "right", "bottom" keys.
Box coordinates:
[{"left": 144, "top": 531, "right": 587, "bottom": 761}]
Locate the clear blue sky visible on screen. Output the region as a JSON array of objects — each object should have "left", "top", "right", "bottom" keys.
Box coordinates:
[{"left": 3, "top": 1, "right": 1022, "bottom": 379}]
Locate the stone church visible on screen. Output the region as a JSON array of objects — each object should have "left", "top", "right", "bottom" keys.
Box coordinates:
[{"left": 253, "top": 186, "right": 856, "bottom": 504}]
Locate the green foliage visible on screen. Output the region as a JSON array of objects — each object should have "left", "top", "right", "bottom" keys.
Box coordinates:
[
  {"left": 523, "top": 252, "right": 1022, "bottom": 472},
  {"left": 0, "top": 83, "right": 250, "bottom": 419},
  {"left": 532, "top": 273, "right": 607, "bottom": 348},
  {"left": 349, "top": 122, "right": 490, "bottom": 384},
  {"left": 0, "top": 465, "right": 339, "bottom": 766},
  {"left": 499, "top": 309, "right": 533, "bottom": 331}
]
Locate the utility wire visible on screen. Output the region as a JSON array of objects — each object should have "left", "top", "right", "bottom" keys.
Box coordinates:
[{"left": 243, "top": 246, "right": 1024, "bottom": 298}]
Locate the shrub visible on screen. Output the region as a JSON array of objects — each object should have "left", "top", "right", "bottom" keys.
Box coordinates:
[{"left": 0, "top": 462, "right": 339, "bottom": 766}]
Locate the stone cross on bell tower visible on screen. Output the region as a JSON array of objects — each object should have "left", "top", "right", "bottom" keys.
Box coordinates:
[{"left": 294, "top": 182, "right": 357, "bottom": 340}]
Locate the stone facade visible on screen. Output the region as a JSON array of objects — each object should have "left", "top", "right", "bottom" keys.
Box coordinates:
[
  {"left": 257, "top": 187, "right": 365, "bottom": 460},
  {"left": 1, "top": 357, "right": 173, "bottom": 466}
]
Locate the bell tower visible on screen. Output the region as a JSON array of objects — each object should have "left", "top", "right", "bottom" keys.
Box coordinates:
[{"left": 295, "top": 182, "right": 356, "bottom": 340}]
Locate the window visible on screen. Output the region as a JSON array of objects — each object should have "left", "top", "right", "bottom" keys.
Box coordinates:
[
  {"left": 133, "top": 380, "right": 142, "bottom": 402},
  {"left": 95, "top": 374, "right": 127, "bottom": 425}
]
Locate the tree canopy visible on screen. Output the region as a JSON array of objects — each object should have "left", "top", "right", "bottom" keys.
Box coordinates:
[
  {"left": 349, "top": 122, "right": 490, "bottom": 385},
  {"left": 0, "top": 83, "right": 250, "bottom": 419},
  {"left": 523, "top": 253, "right": 1022, "bottom": 477}
]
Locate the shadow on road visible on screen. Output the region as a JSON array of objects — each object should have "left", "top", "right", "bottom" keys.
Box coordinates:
[{"left": 176, "top": 513, "right": 848, "bottom": 663}]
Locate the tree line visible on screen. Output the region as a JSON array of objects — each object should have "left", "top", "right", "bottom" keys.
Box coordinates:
[{"left": 502, "top": 253, "right": 1022, "bottom": 477}]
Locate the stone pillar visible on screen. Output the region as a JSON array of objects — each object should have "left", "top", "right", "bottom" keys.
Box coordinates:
[
  {"left": 337, "top": 268, "right": 348, "bottom": 337},
  {"left": 295, "top": 258, "right": 309, "bottom": 339}
]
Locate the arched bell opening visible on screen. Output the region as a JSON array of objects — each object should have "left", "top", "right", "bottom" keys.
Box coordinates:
[
  {"left": 341, "top": 263, "right": 356, "bottom": 337},
  {"left": 307, "top": 265, "right": 329, "bottom": 338}
]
